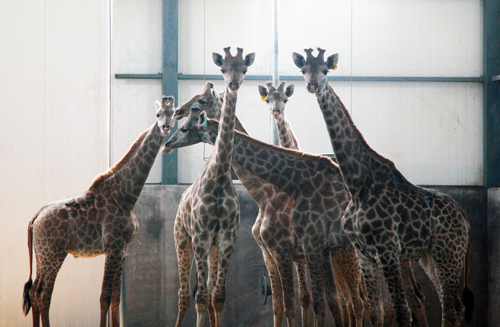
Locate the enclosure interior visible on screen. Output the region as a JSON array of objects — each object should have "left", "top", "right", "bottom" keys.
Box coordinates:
[{"left": 0, "top": 0, "right": 497, "bottom": 326}]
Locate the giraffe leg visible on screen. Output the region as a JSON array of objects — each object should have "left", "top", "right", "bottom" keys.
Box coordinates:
[
  {"left": 400, "top": 260, "right": 427, "bottom": 327},
  {"left": 304, "top": 250, "right": 327, "bottom": 327},
  {"left": 38, "top": 252, "right": 68, "bottom": 327},
  {"left": 379, "top": 254, "right": 412, "bottom": 327},
  {"left": 208, "top": 245, "right": 219, "bottom": 327},
  {"left": 110, "top": 253, "right": 127, "bottom": 327},
  {"left": 212, "top": 232, "right": 237, "bottom": 327},
  {"left": 29, "top": 274, "right": 41, "bottom": 327},
  {"left": 263, "top": 250, "right": 284, "bottom": 327},
  {"left": 295, "top": 261, "right": 311, "bottom": 327},
  {"left": 332, "top": 250, "right": 365, "bottom": 327},
  {"left": 193, "top": 237, "right": 211, "bottom": 327},
  {"left": 322, "top": 253, "right": 347, "bottom": 327},
  {"left": 275, "top": 253, "right": 296, "bottom": 326},
  {"left": 100, "top": 250, "right": 126, "bottom": 327},
  {"left": 175, "top": 223, "right": 194, "bottom": 327},
  {"left": 357, "top": 255, "right": 384, "bottom": 327}
]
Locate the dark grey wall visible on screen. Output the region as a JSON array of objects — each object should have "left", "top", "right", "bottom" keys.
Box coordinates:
[{"left": 123, "top": 185, "right": 488, "bottom": 326}]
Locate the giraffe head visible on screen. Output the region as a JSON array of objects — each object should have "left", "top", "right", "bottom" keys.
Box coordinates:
[
  {"left": 161, "top": 109, "right": 217, "bottom": 153},
  {"left": 213, "top": 47, "right": 255, "bottom": 92},
  {"left": 258, "top": 81, "right": 294, "bottom": 120},
  {"left": 173, "top": 82, "right": 223, "bottom": 121},
  {"left": 292, "top": 48, "right": 338, "bottom": 93},
  {"left": 155, "top": 95, "right": 176, "bottom": 136}
]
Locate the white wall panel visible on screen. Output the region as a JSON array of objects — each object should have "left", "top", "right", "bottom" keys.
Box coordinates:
[
  {"left": 352, "top": 0, "right": 483, "bottom": 77},
  {"left": 112, "top": 0, "right": 163, "bottom": 183},
  {"left": 351, "top": 81, "right": 483, "bottom": 185},
  {"left": 179, "top": 0, "right": 272, "bottom": 76},
  {"left": 0, "top": 0, "right": 110, "bottom": 326}
]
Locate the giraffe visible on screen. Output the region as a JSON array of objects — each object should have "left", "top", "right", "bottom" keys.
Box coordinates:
[
  {"left": 259, "top": 81, "right": 368, "bottom": 327},
  {"left": 173, "top": 81, "right": 310, "bottom": 327},
  {"left": 167, "top": 47, "right": 254, "bottom": 327},
  {"left": 163, "top": 112, "right": 364, "bottom": 327},
  {"left": 292, "top": 48, "right": 474, "bottom": 327},
  {"left": 22, "top": 96, "right": 176, "bottom": 327}
]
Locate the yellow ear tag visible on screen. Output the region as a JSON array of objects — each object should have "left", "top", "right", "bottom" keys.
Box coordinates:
[
  {"left": 333, "top": 62, "right": 338, "bottom": 70},
  {"left": 260, "top": 96, "right": 266, "bottom": 102}
]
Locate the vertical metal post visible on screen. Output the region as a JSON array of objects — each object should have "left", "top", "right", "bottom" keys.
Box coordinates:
[
  {"left": 162, "top": 0, "right": 178, "bottom": 184},
  {"left": 270, "top": 0, "right": 280, "bottom": 146},
  {"left": 484, "top": 0, "right": 500, "bottom": 188}
]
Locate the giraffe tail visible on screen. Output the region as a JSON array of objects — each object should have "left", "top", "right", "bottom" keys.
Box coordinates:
[
  {"left": 23, "top": 215, "right": 36, "bottom": 315},
  {"left": 462, "top": 238, "right": 474, "bottom": 324}
]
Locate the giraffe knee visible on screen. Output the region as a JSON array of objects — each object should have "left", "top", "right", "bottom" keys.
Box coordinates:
[{"left": 212, "top": 289, "right": 226, "bottom": 312}]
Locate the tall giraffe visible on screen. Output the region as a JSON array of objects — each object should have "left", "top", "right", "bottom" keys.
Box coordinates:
[
  {"left": 166, "top": 47, "right": 254, "bottom": 327},
  {"left": 293, "top": 48, "right": 474, "bottom": 327},
  {"left": 259, "top": 81, "right": 368, "bottom": 327},
  {"left": 173, "top": 81, "right": 309, "bottom": 326},
  {"left": 163, "top": 113, "right": 363, "bottom": 327},
  {"left": 22, "top": 96, "right": 176, "bottom": 327}
]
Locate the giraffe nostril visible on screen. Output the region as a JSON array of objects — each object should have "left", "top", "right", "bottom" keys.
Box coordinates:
[{"left": 163, "top": 125, "right": 170, "bottom": 129}]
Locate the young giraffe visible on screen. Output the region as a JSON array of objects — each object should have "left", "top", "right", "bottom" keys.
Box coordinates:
[
  {"left": 163, "top": 113, "right": 364, "bottom": 327},
  {"left": 173, "top": 82, "right": 311, "bottom": 327},
  {"left": 166, "top": 47, "right": 254, "bottom": 327},
  {"left": 293, "top": 48, "right": 474, "bottom": 327},
  {"left": 22, "top": 96, "right": 176, "bottom": 327},
  {"left": 259, "top": 81, "right": 367, "bottom": 327}
]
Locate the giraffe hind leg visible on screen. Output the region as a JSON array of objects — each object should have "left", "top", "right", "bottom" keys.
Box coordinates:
[
  {"left": 295, "top": 261, "right": 311, "bottom": 327},
  {"left": 38, "top": 252, "right": 68, "bottom": 327},
  {"left": 175, "top": 223, "right": 194, "bottom": 327},
  {"left": 100, "top": 250, "right": 126, "bottom": 327}
]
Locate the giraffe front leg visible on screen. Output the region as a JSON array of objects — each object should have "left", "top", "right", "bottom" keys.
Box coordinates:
[
  {"left": 100, "top": 250, "right": 125, "bottom": 327},
  {"left": 331, "top": 250, "right": 356, "bottom": 327},
  {"left": 304, "top": 250, "right": 326, "bottom": 327},
  {"left": 208, "top": 245, "right": 219, "bottom": 327},
  {"left": 175, "top": 223, "right": 194, "bottom": 327},
  {"left": 263, "top": 250, "right": 284, "bottom": 327},
  {"left": 322, "top": 252, "right": 347, "bottom": 327},
  {"left": 275, "top": 253, "right": 296, "bottom": 327},
  {"left": 110, "top": 253, "right": 127, "bottom": 327},
  {"left": 357, "top": 255, "right": 384, "bottom": 327},
  {"left": 193, "top": 239, "right": 211, "bottom": 327},
  {"left": 400, "top": 260, "right": 427, "bottom": 327},
  {"left": 295, "top": 261, "right": 311, "bottom": 327},
  {"left": 212, "top": 231, "right": 238, "bottom": 327},
  {"left": 334, "top": 249, "right": 365, "bottom": 327},
  {"left": 379, "top": 254, "right": 412, "bottom": 327}
]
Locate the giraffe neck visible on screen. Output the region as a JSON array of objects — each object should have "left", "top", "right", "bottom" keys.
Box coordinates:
[
  {"left": 95, "top": 122, "right": 163, "bottom": 208},
  {"left": 204, "top": 120, "right": 337, "bottom": 198},
  {"left": 211, "top": 86, "right": 237, "bottom": 178},
  {"left": 276, "top": 113, "right": 300, "bottom": 150},
  {"left": 315, "top": 83, "right": 375, "bottom": 196}
]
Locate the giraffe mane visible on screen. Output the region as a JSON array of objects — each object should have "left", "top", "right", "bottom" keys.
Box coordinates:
[{"left": 89, "top": 127, "right": 150, "bottom": 188}]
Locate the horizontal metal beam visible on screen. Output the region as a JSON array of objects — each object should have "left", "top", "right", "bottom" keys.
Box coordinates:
[
  {"left": 115, "top": 73, "right": 486, "bottom": 83},
  {"left": 115, "top": 73, "right": 163, "bottom": 79}
]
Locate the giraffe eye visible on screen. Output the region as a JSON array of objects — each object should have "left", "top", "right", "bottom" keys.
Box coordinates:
[
  {"left": 198, "top": 99, "right": 207, "bottom": 105},
  {"left": 284, "top": 100, "right": 288, "bottom": 103},
  {"left": 221, "top": 69, "right": 226, "bottom": 74},
  {"left": 265, "top": 99, "right": 269, "bottom": 103},
  {"left": 323, "top": 70, "right": 329, "bottom": 75},
  {"left": 300, "top": 70, "right": 305, "bottom": 74},
  {"left": 156, "top": 114, "right": 160, "bottom": 118},
  {"left": 180, "top": 128, "right": 188, "bottom": 133},
  {"left": 243, "top": 70, "right": 247, "bottom": 74}
]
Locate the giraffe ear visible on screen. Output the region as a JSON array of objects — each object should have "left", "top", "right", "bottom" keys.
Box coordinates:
[
  {"left": 258, "top": 85, "right": 268, "bottom": 98},
  {"left": 244, "top": 52, "right": 256, "bottom": 67},
  {"left": 199, "top": 112, "right": 208, "bottom": 127},
  {"left": 212, "top": 52, "right": 224, "bottom": 67},
  {"left": 292, "top": 52, "right": 305, "bottom": 68},
  {"left": 155, "top": 100, "right": 161, "bottom": 110},
  {"left": 285, "top": 84, "right": 295, "bottom": 97},
  {"left": 326, "top": 53, "right": 339, "bottom": 70}
]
